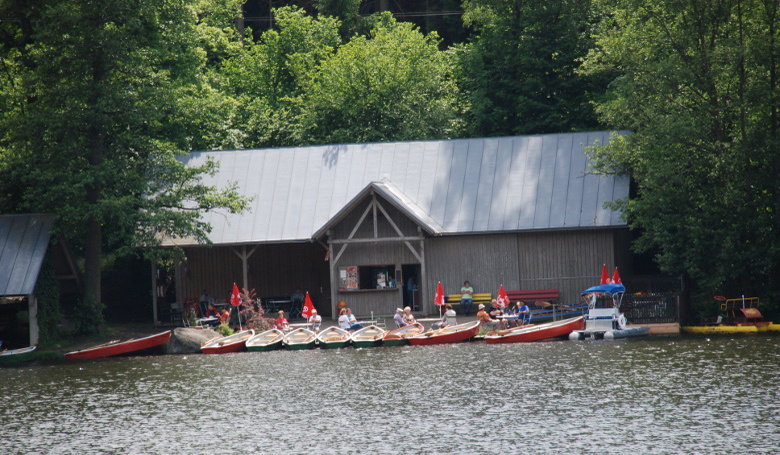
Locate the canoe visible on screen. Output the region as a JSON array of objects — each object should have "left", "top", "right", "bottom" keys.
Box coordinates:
[
  {"left": 201, "top": 329, "right": 254, "bottom": 354},
  {"left": 485, "top": 316, "right": 584, "bottom": 344},
  {"left": 316, "top": 327, "right": 351, "bottom": 349},
  {"left": 0, "top": 346, "right": 37, "bottom": 365},
  {"left": 382, "top": 322, "right": 425, "bottom": 347},
  {"left": 65, "top": 330, "right": 172, "bottom": 360},
  {"left": 284, "top": 328, "right": 317, "bottom": 350},
  {"left": 246, "top": 329, "right": 285, "bottom": 352},
  {"left": 408, "top": 320, "right": 480, "bottom": 346},
  {"left": 351, "top": 325, "right": 386, "bottom": 348}
]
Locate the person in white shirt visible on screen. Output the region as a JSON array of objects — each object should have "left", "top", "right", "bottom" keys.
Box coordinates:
[{"left": 308, "top": 309, "right": 322, "bottom": 332}]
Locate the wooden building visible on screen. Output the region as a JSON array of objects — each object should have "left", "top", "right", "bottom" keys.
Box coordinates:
[{"left": 162, "top": 131, "right": 631, "bottom": 321}]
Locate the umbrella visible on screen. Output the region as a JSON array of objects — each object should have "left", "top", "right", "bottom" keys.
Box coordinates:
[
  {"left": 612, "top": 267, "right": 622, "bottom": 285},
  {"left": 301, "top": 292, "right": 315, "bottom": 319},
  {"left": 600, "top": 264, "right": 611, "bottom": 285},
  {"left": 434, "top": 282, "right": 445, "bottom": 317},
  {"left": 230, "top": 282, "right": 242, "bottom": 329},
  {"left": 496, "top": 285, "right": 510, "bottom": 308}
]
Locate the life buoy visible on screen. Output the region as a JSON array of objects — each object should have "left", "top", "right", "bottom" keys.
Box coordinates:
[{"left": 618, "top": 313, "right": 628, "bottom": 330}]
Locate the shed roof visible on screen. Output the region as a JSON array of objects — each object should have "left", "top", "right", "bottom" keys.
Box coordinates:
[
  {"left": 0, "top": 214, "right": 55, "bottom": 296},
  {"left": 173, "top": 131, "right": 628, "bottom": 246}
]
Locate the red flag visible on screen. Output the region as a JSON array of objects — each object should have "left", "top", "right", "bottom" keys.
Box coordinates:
[
  {"left": 301, "top": 292, "right": 314, "bottom": 318},
  {"left": 600, "top": 264, "right": 611, "bottom": 285},
  {"left": 612, "top": 267, "right": 622, "bottom": 285},
  {"left": 496, "top": 285, "right": 510, "bottom": 308},
  {"left": 230, "top": 283, "right": 241, "bottom": 306},
  {"left": 434, "top": 282, "right": 445, "bottom": 306}
]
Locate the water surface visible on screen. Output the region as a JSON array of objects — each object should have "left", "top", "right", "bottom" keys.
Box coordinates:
[{"left": 2, "top": 335, "right": 778, "bottom": 454}]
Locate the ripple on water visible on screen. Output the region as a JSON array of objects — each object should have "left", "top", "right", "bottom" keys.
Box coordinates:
[{"left": 1, "top": 335, "right": 779, "bottom": 454}]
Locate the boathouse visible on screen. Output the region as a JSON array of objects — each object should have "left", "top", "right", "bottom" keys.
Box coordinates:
[
  {"left": 161, "top": 131, "right": 632, "bottom": 321},
  {"left": 0, "top": 214, "right": 81, "bottom": 346}
]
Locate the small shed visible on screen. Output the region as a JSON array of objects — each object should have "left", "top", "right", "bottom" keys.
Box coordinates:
[{"left": 0, "top": 214, "right": 81, "bottom": 346}]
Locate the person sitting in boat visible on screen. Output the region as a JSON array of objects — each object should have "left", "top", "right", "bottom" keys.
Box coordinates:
[
  {"left": 394, "top": 308, "right": 407, "bottom": 328},
  {"left": 339, "top": 308, "right": 364, "bottom": 331},
  {"left": 431, "top": 304, "right": 455, "bottom": 330},
  {"left": 515, "top": 301, "right": 531, "bottom": 326},
  {"left": 308, "top": 309, "right": 322, "bottom": 332},
  {"left": 477, "top": 304, "right": 502, "bottom": 331},
  {"left": 275, "top": 310, "right": 290, "bottom": 331},
  {"left": 403, "top": 306, "right": 417, "bottom": 325}
]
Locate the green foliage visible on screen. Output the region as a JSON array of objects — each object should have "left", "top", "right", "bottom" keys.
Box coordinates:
[
  {"left": 456, "top": 0, "right": 606, "bottom": 137},
  {"left": 298, "top": 13, "right": 460, "bottom": 144},
  {"left": 584, "top": 0, "right": 780, "bottom": 297},
  {"left": 34, "top": 251, "right": 61, "bottom": 344},
  {"left": 215, "top": 322, "right": 234, "bottom": 337},
  {"left": 74, "top": 296, "right": 105, "bottom": 336}
]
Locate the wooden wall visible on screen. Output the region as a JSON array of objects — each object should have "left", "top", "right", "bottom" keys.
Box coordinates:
[{"left": 176, "top": 242, "right": 331, "bottom": 317}]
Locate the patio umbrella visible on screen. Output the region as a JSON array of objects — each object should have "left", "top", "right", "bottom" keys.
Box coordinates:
[
  {"left": 612, "top": 267, "right": 622, "bottom": 285},
  {"left": 434, "top": 282, "right": 445, "bottom": 317},
  {"left": 496, "top": 284, "right": 510, "bottom": 308},
  {"left": 600, "top": 264, "right": 611, "bottom": 285},
  {"left": 230, "top": 282, "right": 242, "bottom": 329}
]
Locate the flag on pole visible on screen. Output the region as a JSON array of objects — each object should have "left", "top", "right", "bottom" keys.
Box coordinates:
[
  {"left": 230, "top": 282, "right": 241, "bottom": 306},
  {"left": 496, "top": 285, "right": 510, "bottom": 308},
  {"left": 434, "top": 282, "right": 445, "bottom": 306},
  {"left": 612, "top": 267, "right": 622, "bottom": 285},
  {"left": 301, "top": 292, "right": 315, "bottom": 319},
  {"left": 600, "top": 264, "right": 611, "bottom": 285}
]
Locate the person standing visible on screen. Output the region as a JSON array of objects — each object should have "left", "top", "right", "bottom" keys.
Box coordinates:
[{"left": 460, "top": 281, "right": 474, "bottom": 316}]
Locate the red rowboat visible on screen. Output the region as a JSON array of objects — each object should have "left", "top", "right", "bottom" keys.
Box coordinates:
[
  {"left": 201, "top": 329, "right": 254, "bottom": 354},
  {"left": 485, "top": 316, "right": 584, "bottom": 344},
  {"left": 408, "top": 320, "right": 480, "bottom": 346},
  {"left": 65, "top": 330, "right": 172, "bottom": 360}
]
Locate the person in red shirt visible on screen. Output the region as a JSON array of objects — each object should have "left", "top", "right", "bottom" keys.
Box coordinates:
[
  {"left": 275, "top": 310, "right": 289, "bottom": 331},
  {"left": 219, "top": 307, "right": 230, "bottom": 325}
]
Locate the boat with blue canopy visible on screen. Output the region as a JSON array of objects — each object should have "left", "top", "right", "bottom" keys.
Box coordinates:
[{"left": 569, "top": 283, "right": 649, "bottom": 340}]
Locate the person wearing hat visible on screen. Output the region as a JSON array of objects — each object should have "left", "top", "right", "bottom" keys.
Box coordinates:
[
  {"left": 394, "top": 308, "right": 407, "bottom": 328},
  {"left": 308, "top": 308, "right": 322, "bottom": 332},
  {"left": 476, "top": 303, "right": 500, "bottom": 331}
]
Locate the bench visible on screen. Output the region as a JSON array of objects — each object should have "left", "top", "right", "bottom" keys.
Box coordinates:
[
  {"left": 505, "top": 289, "right": 560, "bottom": 304},
  {"left": 445, "top": 293, "right": 493, "bottom": 315}
]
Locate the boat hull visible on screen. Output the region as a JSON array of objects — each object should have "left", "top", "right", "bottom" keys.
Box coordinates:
[
  {"left": 0, "top": 346, "right": 37, "bottom": 365},
  {"left": 317, "top": 327, "right": 351, "bottom": 349},
  {"left": 351, "top": 325, "right": 386, "bottom": 348},
  {"left": 246, "top": 329, "right": 284, "bottom": 352},
  {"left": 485, "top": 317, "right": 584, "bottom": 344},
  {"left": 285, "top": 328, "right": 317, "bottom": 350},
  {"left": 569, "top": 326, "right": 650, "bottom": 340},
  {"left": 201, "top": 330, "right": 254, "bottom": 354},
  {"left": 382, "top": 323, "right": 424, "bottom": 346},
  {"left": 408, "top": 321, "right": 480, "bottom": 346},
  {"left": 65, "top": 331, "right": 172, "bottom": 360}
]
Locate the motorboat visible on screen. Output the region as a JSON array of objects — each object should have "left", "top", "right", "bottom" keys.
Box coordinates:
[{"left": 569, "top": 284, "right": 649, "bottom": 340}]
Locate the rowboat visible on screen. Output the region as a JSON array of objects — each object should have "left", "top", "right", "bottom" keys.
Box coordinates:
[
  {"left": 316, "top": 327, "right": 351, "bottom": 349},
  {"left": 382, "top": 322, "right": 425, "bottom": 347},
  {"left": 0, "top": 346, "right": 37, "bottom": 365},
  {"left": 65, "top": 330, "right": 172, "bottom": 360},
  {"left": 408, "top": 320, "right": 480, "bottom": 346},
  {"left": 246, "top": 329, "right": 285, "bottom": 352},
  {"left": 284, "top": 328, "right": 317, "bottom": 350},
  {"left": 200, "top": 329, "right": 254, "bottom": 354},
  {"left": 350, "top": 325, "right": 386, "bottom": 348},
  {"left": 485, "top": 316, "right": 584, "bottom": 344}
]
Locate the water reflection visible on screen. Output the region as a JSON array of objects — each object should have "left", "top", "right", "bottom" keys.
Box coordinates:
[{"left": 2, "top": 335, "right": 779, "bottom": 454}]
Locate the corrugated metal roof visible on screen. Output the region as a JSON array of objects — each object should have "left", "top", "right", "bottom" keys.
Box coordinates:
[
  {"left": 0, "top": 214, "right": 55, "bottom": 296},
  {"left": 174, "top": 131, "right": 628, "bottom": 246}
]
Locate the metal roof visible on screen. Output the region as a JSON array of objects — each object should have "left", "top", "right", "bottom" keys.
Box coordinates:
[
  {"left": 0, "top": 214, "right": 55, "bottom": 296},
  {"left": 174, "top": 131, "right": 628, "bottom": 246}
]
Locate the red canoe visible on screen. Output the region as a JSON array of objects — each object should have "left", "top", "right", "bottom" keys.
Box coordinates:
[
  {"left": 201, "top": 329, "right": 254, "bottom": 354},
  {"left": 485, "top": 316, "right": 584, "bottom": 344},
  {"left": 65, "top": 330, "right": 172, "bottom": 360},
  {"left": 408, "top": 320, "right": 480, "bottom": 346}
]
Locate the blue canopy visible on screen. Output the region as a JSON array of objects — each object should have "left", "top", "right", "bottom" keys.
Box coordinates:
[{"left": 581, "top": 284, "right": 626, "bottom": 296}]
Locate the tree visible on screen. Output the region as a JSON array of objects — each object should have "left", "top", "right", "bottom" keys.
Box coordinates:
[
  {"left": 456, "top": 0, "right": 607, "bottom": 137},
  {"left": 220, "top": 6, "right": 342, "bottom": 148},
  {"left": 0, "top": 0, "right": 248, "bottom": 333},
  {"left": 298, "top": 12, "right": 460, "bottom": 144},
  {"left": 583, "top": 0, "right": 779, "bottom": 297}
]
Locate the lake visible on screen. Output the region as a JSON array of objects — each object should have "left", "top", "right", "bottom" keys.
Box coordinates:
[{"left": 2, "top": 334, "right": 778, "bottom": 454}]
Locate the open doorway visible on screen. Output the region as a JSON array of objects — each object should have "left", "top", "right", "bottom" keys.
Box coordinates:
[{"left": 401, "top": 264, "right": 421, "bottom": 311}]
